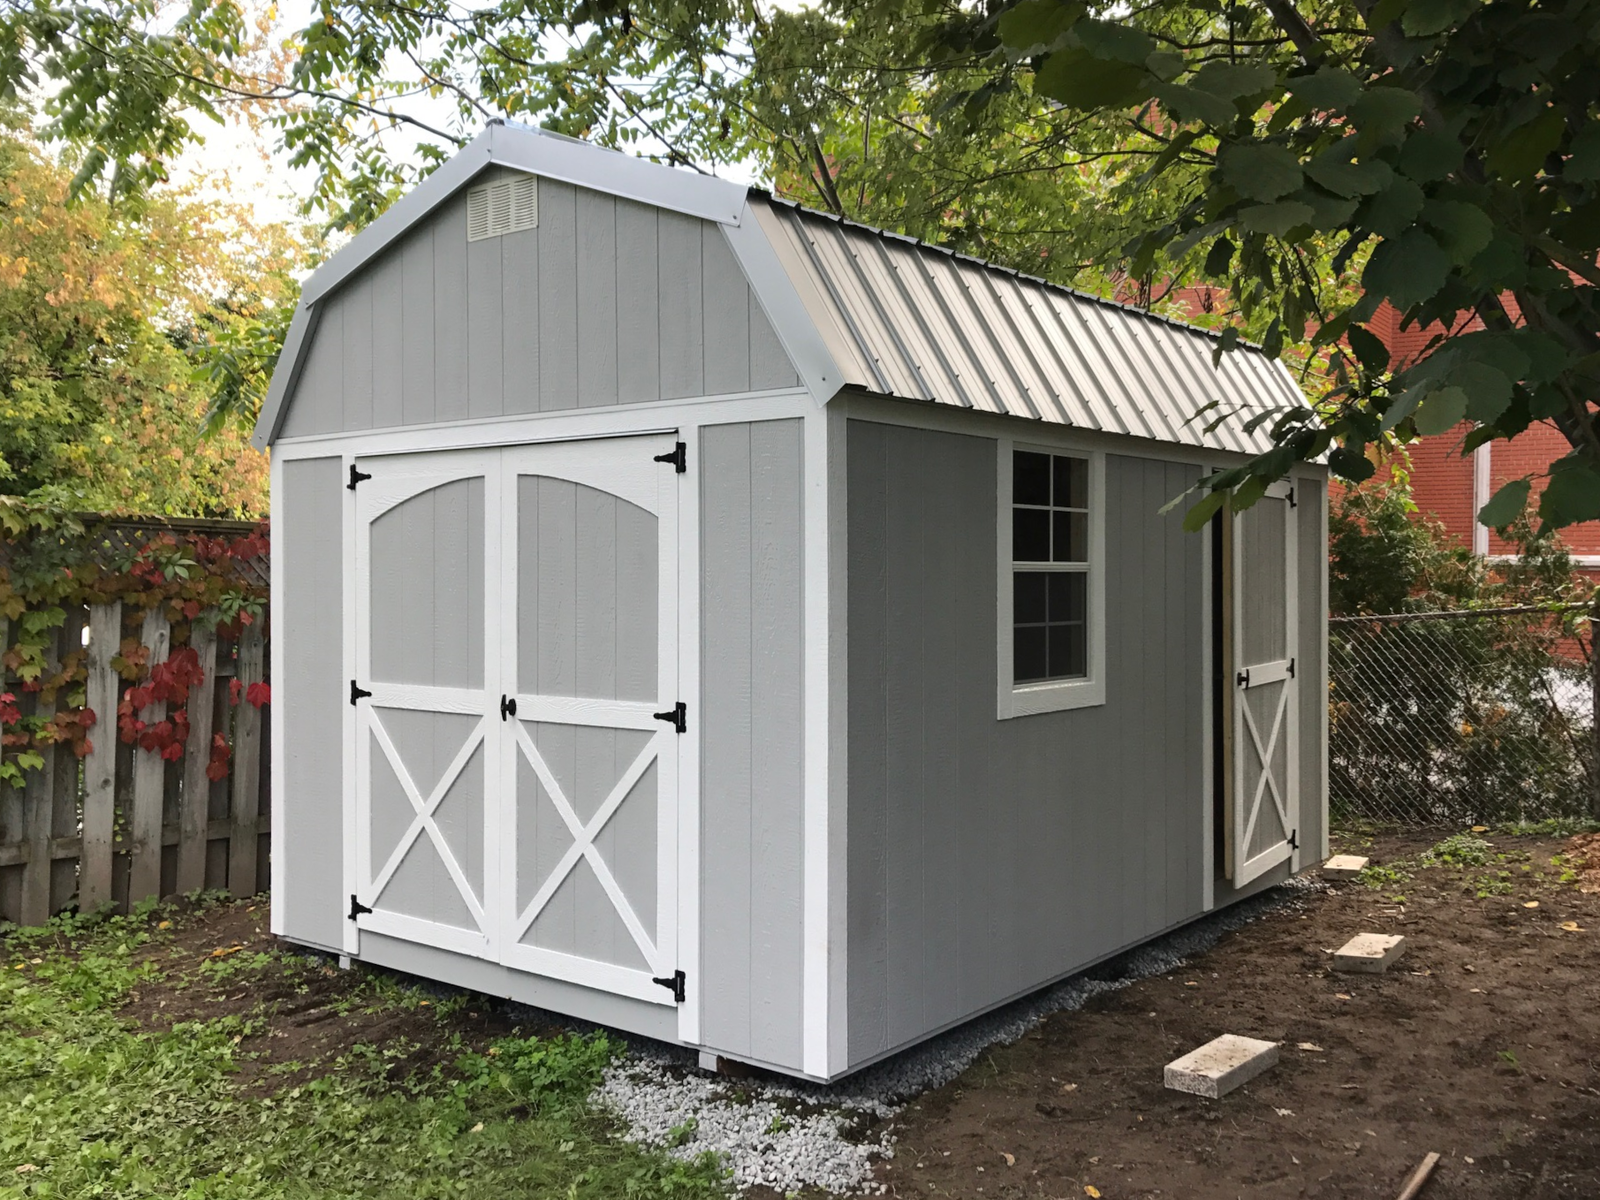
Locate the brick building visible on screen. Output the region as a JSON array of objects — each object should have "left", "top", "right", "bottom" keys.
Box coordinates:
[{"left": 1369, "top": 302, "right": 1600, "bottom": 566}]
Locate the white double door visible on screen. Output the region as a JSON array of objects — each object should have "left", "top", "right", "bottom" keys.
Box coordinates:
[
  {"left": 1228, "top": 480, "right": 1300, "bottom": 885},
  {"left": 349, "top": 435, "right": 684, "bottom": 1007}
]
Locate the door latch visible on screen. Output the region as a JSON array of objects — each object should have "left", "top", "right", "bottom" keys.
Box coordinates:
[
  {"left": 653, "top": 701, "right": 687, "bottom": 733},
  {"left": 500, "top": 694, "right": 517, "bottom": 721},
  {"left": 652, "top": 970, "right": 686, "bottom": 1003}
]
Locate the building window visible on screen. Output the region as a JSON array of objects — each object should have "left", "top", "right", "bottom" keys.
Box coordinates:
[{"left": 998, "top": 442, "right": 1105, "bottom": 718}]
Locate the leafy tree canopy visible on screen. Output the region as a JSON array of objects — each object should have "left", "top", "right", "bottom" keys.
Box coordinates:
[
  {"left": 0, "top": 118, "right": 296, "bottom": 517},
  {"left": 8, "top": 0, "right": 1596, "bottom": 534}
]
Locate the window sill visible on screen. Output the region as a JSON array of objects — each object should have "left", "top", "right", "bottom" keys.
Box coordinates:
[{"left": 997, "top": 676, "right": 1106, "bottom": 719}]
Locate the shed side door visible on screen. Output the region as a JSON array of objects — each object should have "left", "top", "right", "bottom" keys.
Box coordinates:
[
  {"left": 351, "top": 449, "right": 501, "bottom": 959},
  {"left": 1230, "top": 480, "right": 1300, "bottom": 884},
  {"left": 498, "top": 435, "right": 682, "bottom": 1008}
]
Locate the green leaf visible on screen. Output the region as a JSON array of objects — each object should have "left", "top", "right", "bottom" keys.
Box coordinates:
[
  {"left": 1381, "top": 383, "right": 1432, "bottom": 431},
  {"left": 1362, "top": 227, "right": 1451, "bottom": 310},
  {"left": 1237, "top": 200, "right": 1316, "bottom": 236},
  {"left": 1538, "top": 459, "right": 1600, "bottom": 530},
  {"left": 1034, "top": 46, "right": 1147, "bottom": 108},
  {"left": 1305, "top": 146, "right": 1394, "bottom": 197},
  {"left": 1203, "top": 235, "right": 1235, "bottom": 276},
  {"left": 1422, "top": 199, "right": 1493, "bottom": 265},
  {"left": 1296, "top": 188, "right": 1359, "bottom": 228},
  {"left": 1361, "top": 177, "right": 1425, "bottom": 238},
  {"left": 1218, "top": 143, "right": 1304, "bottom": 201},
  {"left": 1452, "top": 361, "right": 1513, "bottom": 422},
  {"left": 1346, "top": 324, "right": 1391, "bottom": 373},
  {"left": 1286, "top": 67, "right": 1361, "bottom": 111},
  {"left": 1074, "top": 19, "right": 1155, "bottom": 63},
  {"left": 1412, "top": 385, "right": 1468, "bottom": 435},
  {"left": 997, "top": 0, "right": 1084, "bottom": 56},
  {"left": 1189, "top": 61, "right": 1278, "bottom": 102},
  {"left": 1145, "top": 50, "right": 1185, "bottom": 82},
  {"left": 1401, "top": 0, "right": 1477, "bottom": 37},
  {"left": 1231, "top": 473, "right": 1269, "bottom": 511},
  {"left": 1154, "top": 82, "right": 1235, "bottom": 125},
  {"left": 1397, "top": 129, "right": 1464, "bottom": 182},
  {"left": 1567, "top": 124, "right": 1600, "bottom": 183},
  {"left": 1328, "top": 445, "right": 1376, "bottom": 482},
  {"left": 1487, "top": 109, "right": 1565, "bottom": 182},
  {"left": 1478, "top": 477, "right": 1531, "bottom": 528},
  {"left": 1181, "top": 488, "right": 1227, "bottom": 532},
  {"left": 1347, "top": 87, "right": 1422, "bottom": 140}
]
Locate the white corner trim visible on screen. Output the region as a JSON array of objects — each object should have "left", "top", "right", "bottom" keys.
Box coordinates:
[
  {"left": 995, "top": 439, "right": 1108, "bottom": 719},
  {"left": 801, "top": 404, "right": 832, "bottom": 1077},
  {"left": 1472, "top": 442, "right": 1491, "bottom": 557}
]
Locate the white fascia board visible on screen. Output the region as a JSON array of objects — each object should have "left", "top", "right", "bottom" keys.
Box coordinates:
[
  {"left": 723, "top": 200, "right": 852, "bottom": 407},
  {"left": 486, "top": 122, "right": 747, "bottom": 226},
  {"left": 250, "top": 301, "right": 322, "bottom": 451}
]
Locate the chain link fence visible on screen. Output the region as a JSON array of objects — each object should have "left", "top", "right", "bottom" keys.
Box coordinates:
[{"left": 1330, "top": 605, "right": 1600, "bottom": 827}]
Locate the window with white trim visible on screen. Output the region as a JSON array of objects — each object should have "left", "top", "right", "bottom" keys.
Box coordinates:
[{"left": 998, "top": 442, "right": 1106, "bottom": 718}]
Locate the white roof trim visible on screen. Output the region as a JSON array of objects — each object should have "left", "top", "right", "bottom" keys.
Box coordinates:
[
  {"left": 251, "top": 301, "right": 321, "bottom": 451},
  {"left": 721, "top": 199, "right": 849, "bottom": 407}
]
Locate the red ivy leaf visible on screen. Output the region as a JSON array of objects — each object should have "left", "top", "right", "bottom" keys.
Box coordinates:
[
  {"left": 229, "top": 678, "right": 241, "bottom": 706},
  {"left": 246, "top": 682, "right": 271, "bottom": 709}
]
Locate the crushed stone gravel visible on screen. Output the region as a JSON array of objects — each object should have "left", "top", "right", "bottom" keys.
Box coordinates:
[{"left": 583, "top": 878, "right": 1320, "bottom": 1195}]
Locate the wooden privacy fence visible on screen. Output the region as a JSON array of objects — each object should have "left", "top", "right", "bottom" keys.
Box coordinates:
[{"left": 0, "top": 516, "right": 271, "bottom": 927}]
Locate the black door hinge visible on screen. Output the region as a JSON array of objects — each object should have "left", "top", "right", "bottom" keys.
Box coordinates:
[
  {"left": 500, "top": 694, "right": 517, "bottom": 721},
  {"left": 652, "top": 969, "right": 686, "bottom": 1003},
  {"left": 349, "top": 895, "right": 373, "bottom": 921},
  {"left": 1287, "top": 486, "right": 1297, "bottom": 508},
  {"left": 653, "top": 442, "right": 687, "bottom": 473},
  {"left": 350, "top": 680, "right": 372, "bottom": 706},
  {"left": 653, "top": 701, "right": 687, "bottom": 733},
  {"left": 1288, "top": 657, "right": 1296, "bottom": 679},
  {"left": 348, "top": 464, "right": 372, "bottom": 490},
  {"left": 1236, "top": 667, "right": 1250, "bottom": 688},
  {"left": 1288, "top": 829, "right": 1299, "bottom": 851}
]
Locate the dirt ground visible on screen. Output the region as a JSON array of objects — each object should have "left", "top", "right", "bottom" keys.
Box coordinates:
[
  {"left": 869, "top": 831, "right": 1600, "bottom": 1200},
  {"left": 77, "top": 830, "right": 1600, "bottom": 1199}
]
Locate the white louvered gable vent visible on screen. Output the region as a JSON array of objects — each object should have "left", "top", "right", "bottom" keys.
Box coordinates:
[{"left": 466, "top": 176, "right": 538, "bottom": 241}]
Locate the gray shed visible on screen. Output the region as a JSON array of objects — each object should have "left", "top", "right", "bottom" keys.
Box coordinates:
[{"left": 260, "top": 122, "right": 1327, "bottom": 1082}]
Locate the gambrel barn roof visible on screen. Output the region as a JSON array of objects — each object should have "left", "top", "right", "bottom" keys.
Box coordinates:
[{"left": 254, "top": 121, "right": 1304, "bottom": 455}]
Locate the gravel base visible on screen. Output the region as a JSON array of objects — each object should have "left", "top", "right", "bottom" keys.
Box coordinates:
[{"left": 591, "top": 878, "right": 1322, "bottom": 1195}]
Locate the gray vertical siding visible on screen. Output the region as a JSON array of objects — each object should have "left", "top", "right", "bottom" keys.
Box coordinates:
[
  {"left": 845, "top": 420, "right": 1208, "bottom": 1064},
  {"left": 279, "top": 173, "right": 800, "bottom": 438},
  {"left": 699, "top": 420, "right": 805, "bottom": 1070},
  {"left": 275, "top": 457, "right": 346, "bottom": 950}
]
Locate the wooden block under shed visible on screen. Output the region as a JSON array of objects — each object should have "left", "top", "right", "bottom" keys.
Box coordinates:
[
  {"left": 1322, "top": 854, "right": 1369, "bottom": 880},
  {"left": 1164, "top": 1034, "right": 1280, "bottom": 1099},
  {"left": 1333, "top": 932, "right": 1406, "bottom": 973}
]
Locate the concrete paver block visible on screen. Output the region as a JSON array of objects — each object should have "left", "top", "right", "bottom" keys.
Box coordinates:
[
  {"left": 1322, "top": 854, "right": 1369, "bottom": 880},
  {"left": 1164, "top": 1034, "right": 1280, "bottom": 1099},
  {"left": 1333, "top": 932, "right": 1406, "bottom": 973}
]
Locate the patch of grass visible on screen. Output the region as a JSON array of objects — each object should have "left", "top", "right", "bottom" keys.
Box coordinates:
[
  {"left": 1421, "top": 833, "right": 1495, "bottom": 868},
  {"left": 0, "top": 907, "right": 729, "bottom": 1199},
  {"left": 1357, "top": 862, "right": 1412, "bottom": 891}
]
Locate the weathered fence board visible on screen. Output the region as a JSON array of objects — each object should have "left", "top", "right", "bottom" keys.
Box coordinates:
[
  {"left": 80, "top": 601, "right": 121, "bottom": 911},
  {"left": 128, "top": 608, "right": 171, "bottom": 903},
  {"left": 228, "top": 622, "right": 265, "bottom": 899},
  {"left": 177, "top": 622, "right": 218, "bottom": 893}
]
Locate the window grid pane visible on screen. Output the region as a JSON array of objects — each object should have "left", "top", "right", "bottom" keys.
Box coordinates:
[{"left": 1012, "top": 451, "right": 1092, "bottom": 687}]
